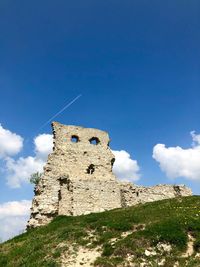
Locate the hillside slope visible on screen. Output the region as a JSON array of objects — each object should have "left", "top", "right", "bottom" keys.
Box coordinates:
[{"left": 0, "top": 196, "right": 200, "bottom": 267}]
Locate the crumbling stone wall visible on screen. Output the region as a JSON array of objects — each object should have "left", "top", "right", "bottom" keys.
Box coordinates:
[
  {"left": 28, "top": 122, "right": 118, "bottom": 228},
  {"left": 59, "top": 178, "right": 121, "bottom": 216},
  {"left": 120, "top": 183, "right": 192, "bottom": 207},
  {"left": 27, "top": 122, "right": 192, "bottom": 229}
]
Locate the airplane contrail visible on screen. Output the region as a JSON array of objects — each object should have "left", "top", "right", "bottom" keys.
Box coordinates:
[{"left": 38, "top": 94, "right": 82, "bottom": 130}]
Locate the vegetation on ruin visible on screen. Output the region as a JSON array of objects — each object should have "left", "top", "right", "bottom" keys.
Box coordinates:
[
  {"left": 0, "top": 196, "right": 200, "bottom": 267},
  {"left": 29, "top": 172, "right": 42, "bottom": 185}
]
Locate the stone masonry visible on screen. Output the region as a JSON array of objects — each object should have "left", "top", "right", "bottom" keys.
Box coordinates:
[{"left": 27, "top": 122, "right": 192, "bottom": 228}]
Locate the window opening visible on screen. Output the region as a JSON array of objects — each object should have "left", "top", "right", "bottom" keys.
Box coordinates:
[
  {"left": 87, "top": 164, "right": 95, "bottom": 174},
  {"left": 111, "top": 158, "right": 115, "bottom": 167},
  {"left": 89, "top": 137, "right": 100, "bottom": 145},
  {"left": 71, "top": 135, "right": 79, "bottom": 143}
]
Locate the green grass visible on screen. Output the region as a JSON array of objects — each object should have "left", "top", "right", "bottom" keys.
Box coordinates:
[{"left": 0, "top": 196, "right": 200, "bottom": 266}]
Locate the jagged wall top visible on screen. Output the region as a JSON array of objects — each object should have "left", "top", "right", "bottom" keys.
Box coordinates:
[
  {"left": 49, "top": 122, "right": 116, "bottom": 180},
  {"left": 52, "top": 122, "right": 111, "bottom": 148}
]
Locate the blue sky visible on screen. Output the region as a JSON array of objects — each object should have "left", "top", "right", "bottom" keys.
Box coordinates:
[{"left": 0, "top": 0, "right": 200, "bottom": 240}]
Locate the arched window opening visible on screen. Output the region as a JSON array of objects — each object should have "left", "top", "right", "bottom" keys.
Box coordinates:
[
  {"left": 89, "top": 137, "right": 100, "bottom": 145},
  {"left": 71, "top": 135, "right": 79, "bottom": 143},
  {"left": 87, "top": 164, "right": 95, "bottom": 174}
]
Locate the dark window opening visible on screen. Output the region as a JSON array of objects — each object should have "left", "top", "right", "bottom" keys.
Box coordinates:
[
  {"left": 71, "top": 135, "right": 79, "bottom": 143},
  {"left": 89, "top": 137, "right": 100, "bottom": 145},
  {"left": 111, "top": 158, "right": 115, "bottom": 167},
  {"left": 136, "top": 192, "right": 139, "bottom": 197},
  {"left": 87, "top": 164, "right": 95, "bottom": 174}
]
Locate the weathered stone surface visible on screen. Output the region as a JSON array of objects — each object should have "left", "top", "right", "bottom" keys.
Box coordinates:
[
  {"left": 120, "top": 183, "right": 192, "bottom": 207},
  {"left": 27, "top": 122, "right": 192, "bottom": 229},
  {"left": 59, "top": 179, "right": 121, "bottom": 216}
]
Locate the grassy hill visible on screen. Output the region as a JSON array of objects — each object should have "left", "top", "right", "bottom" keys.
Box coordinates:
[{"left": 0, "top": 196, "right": 200, "bottom": 267}]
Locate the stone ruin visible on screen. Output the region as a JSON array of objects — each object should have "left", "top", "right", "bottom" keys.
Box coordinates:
[{"left": 27, "top": 122, "right": 192, "bottom": 228}]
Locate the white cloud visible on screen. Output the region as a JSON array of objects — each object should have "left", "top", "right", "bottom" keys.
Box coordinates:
[
  {"left": 0, "top": 200, "right": 31, "bottom": 242},
  {"left": 112, "top": 150, "right": 140, "bottom": 182},
  {"left": 0, "top": 124, "right": 23, "bottom": 158},
  {"left": 34, "top": 134, "right": 53, "bottom": 160},
  {"left": 191, "top": 131, "right": 200, "bottom": 145},
  {"left": 5, "top": 134, "right": 53, "bottom": 188},
  {"left": 5, "top": 156, "right": 45, "bottom": 188},
  {"left": 153, "top": 132, "right": 200, "bottom": 181}
]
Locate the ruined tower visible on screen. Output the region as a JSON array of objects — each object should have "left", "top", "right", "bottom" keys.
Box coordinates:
[
  {"left": 28, "top": 122, "right": 192, "bottom": 229},
  {"left": 28, "top": 122, "right": 121, "bottom": 228}
]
